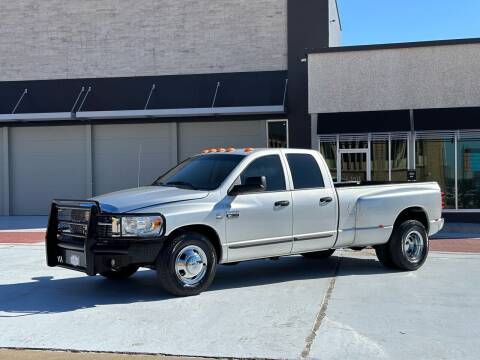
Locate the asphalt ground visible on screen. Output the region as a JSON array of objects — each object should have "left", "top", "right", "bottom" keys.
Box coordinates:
[{"left": 0, "top": 238, "right": 479, "bottom": 360}]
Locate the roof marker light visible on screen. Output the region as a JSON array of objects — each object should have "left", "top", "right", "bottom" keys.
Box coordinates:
[
  {"left": 217, "top": 148, "right": 226, "bottom": 152},
  {"left": 226, "top": 147, "right": 236, "bottom": 152},
  {"left": 244, "top": 147, "right": 254, "bottom": 152}
]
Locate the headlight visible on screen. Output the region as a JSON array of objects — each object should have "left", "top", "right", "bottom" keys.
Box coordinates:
[{"left": 119, "top": 216, "right": 164, "bottom": 237}]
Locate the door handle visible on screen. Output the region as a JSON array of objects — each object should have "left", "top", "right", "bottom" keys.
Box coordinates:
[
  {"left": 275, "top": 200, "right": 290, "bottom": 207},
  {"left": 320, "top": 197, "right": 333, "bottom": 204},
  {"left": 226, "top": 211, "right": 240, "bottom": 219}
]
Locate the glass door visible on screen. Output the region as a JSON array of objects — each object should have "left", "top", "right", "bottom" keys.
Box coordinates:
[{"left": 337, "top": 149, "right": 371, "bottom": 182}]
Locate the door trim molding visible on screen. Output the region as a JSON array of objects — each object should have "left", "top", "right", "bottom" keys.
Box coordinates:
[
  {"left": 294, "top": 231, "right": 336, "bottom": 242},
  {"left": 228, "top": 236, "right": 293, "bottom": 250}
]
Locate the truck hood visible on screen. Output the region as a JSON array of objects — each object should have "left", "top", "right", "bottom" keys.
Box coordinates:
[{"left": 92, "top": 186, "right": 209, "bottom": 213}]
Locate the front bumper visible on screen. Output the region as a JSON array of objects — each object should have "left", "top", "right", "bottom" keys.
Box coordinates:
[{"left": 46, "top": 200, "right": 166, "bottom": 276}]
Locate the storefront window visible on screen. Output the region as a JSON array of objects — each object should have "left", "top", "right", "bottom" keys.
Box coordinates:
[
  {"left": 458, "top": 139, "right": 480, "bottom": 209},
  {"left": 339, "top": 140, "right": 368, "bottom": 149},
  {"left": 391, "top": 139, "right": 408, "bottom": 181},
  {"left": 416, "top": 139, "right": 455, "bottom": 209},
  {"left": 341, "top": 152, "right": 367, "bottom": 182},
  {"left": 371, "top": 140, "right": 389, "bottom": 181},
  {"left": 320, "top": 142, "right": 337, "bottom": 182},
  {"left": 320, "top": 132, "right": 480, "bottom": 210}
]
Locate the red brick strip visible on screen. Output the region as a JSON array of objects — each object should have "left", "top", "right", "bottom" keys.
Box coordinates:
[
  {"left": 430, "top": 238, "right": 480, "bottom": 253},
  {"left": 0, "top": 232, "right": 479, "bottom": 253},
  {"left": 0, "top": 231, "right": 45, "bottom": 244}
]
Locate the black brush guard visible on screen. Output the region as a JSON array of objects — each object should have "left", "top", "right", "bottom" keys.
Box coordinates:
[{"left": 46, "top": 199, "right": 165, "bottom": 276}]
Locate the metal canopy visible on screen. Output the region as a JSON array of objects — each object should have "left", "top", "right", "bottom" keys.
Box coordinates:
[
  {"left": 0, "top": 106, "right": 287, "bottom": 123},
  {"left": 0, "top": 71, "right": 287, "bottom": 124},
  {"left": 76, "top": 106, "right": 285, "bottom": 120}
]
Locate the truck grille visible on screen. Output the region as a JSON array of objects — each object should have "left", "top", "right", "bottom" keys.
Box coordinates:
[
  {"left": 96, "top": 216, "right": 113, "bottom": 238},
  {"left": 56, "top": 207, "right": 91, "bottom": 248}
]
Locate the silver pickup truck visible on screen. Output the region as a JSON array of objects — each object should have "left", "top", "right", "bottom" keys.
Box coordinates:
[{"left": 46, "top": 148, "right": 444, "bottom": 296}]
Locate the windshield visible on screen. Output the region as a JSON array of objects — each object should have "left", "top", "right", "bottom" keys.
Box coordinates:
[{"left": 154, "top": 154, "right": 245, "bottom": 191}]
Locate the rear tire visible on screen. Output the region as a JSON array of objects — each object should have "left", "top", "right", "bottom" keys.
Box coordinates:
[
  {"left": 374, "top": 244, "right": 396, "bottom": 268},
  {"left": 157, "top": 231, "right": 217, "bottom": 297},
  {"left": 302, "top": 249, "right": 335, "bottom": 259},
  {"left": 376, "top": 220, "right": 428, "bottom": 271},
  {"left": 389, "top": 220, "right": 429, "bottom": 271},
  {"left": 100, "top": 265, "right": 139, "bottom": 280}
]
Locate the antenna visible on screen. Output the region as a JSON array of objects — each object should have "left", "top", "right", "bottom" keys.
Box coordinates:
[{"left": 137, "top": 143, "right": 143, "bottom": 188}]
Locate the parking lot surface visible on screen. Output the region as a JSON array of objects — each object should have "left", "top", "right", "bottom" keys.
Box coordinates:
[{"left": 0, "top": 243, "right": 479, "bottom": 359}]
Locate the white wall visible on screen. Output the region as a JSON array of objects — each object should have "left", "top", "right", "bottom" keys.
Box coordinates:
[
  {"left": 329, "top": 0, "right": 341, "bottom": 47},
  {"left": 0, "top": 0, "right": 287, "bottom": 81},
  {"left": 309, "top": 43, "right": 480, "bottom": 114}
]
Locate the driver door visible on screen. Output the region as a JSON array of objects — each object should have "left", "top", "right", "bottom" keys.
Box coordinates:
[{"left": 225, "top": 155, "right": 293, "bottom": 261}]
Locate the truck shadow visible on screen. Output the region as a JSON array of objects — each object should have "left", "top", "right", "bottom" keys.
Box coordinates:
[{"left": 0, "top": 255, "right": 397, "bottom": 316}]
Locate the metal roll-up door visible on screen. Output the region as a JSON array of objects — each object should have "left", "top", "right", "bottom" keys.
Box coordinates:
[
  {"left": 92, "top": 123, "right": 177, "bottom": 196},
  {"left": 178, "top": 120, "right": 267, "bottom": 161},
  {"left": 10, "top": 126, "right": 88, "bottom": 215}
]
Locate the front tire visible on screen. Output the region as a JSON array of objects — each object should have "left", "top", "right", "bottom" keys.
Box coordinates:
[
  {"left": 302, "top": 249, "right": 335, "bottom": 259},
  {"left": 100, "top": 265, "right": 139, "bottom": 280},
  {"left": 377, "top": 220, "right": 429, "bottom": 271},
  {"left": 157, "top": 231, "right": 217, "bottom": 297}
]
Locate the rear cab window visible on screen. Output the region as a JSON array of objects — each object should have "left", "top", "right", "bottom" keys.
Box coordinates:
[{"left": 286, "top": 153, "right": 325, "bottom": 189}]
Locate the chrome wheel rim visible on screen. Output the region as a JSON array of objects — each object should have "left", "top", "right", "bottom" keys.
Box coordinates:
[
  {"left": 403, "top": 230, "right": 425, "bottom": 263},
  {"left": 175, "top": 245, "right": 208, "bottom": 286}
]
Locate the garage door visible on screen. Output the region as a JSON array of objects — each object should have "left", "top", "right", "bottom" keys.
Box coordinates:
[
  {"left": 10, "top": 126, "right": 88, "bottom": 215},
  {"left": 92, "top": 123, "right": 177, "bottom": 196},
  {"left": 178, "top": 120, "right": 267, "bottom": 161},
  {"left": 0, "top": 130, "right": 5, "bottom": 216}
]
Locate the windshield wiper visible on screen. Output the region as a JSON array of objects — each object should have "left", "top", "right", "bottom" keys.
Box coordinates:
[{"left": 165, "top": 181, "right": 198, "bottom": 190}]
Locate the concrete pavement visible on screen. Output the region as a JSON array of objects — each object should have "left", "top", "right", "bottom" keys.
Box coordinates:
[{"left": 0, "top": 244, "right": 479, "bottom": 359}]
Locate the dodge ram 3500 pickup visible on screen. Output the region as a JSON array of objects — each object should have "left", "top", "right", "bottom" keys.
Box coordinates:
[{"left": 46, "top": 148, "right": 444, "bottom": 296}]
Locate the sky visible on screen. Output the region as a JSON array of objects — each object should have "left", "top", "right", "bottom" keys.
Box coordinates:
[{"left": 337, "top": 0, "right": 480, "bottom": 46}]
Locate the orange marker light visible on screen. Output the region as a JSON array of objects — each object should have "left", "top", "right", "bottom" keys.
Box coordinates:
[
  {"left": 244, "top": 147, "right": 254, "bottom": 152},
  {"left": 202, "top": 149, "right": 211, "bottom": 154},
  {"left": 217, "top": 148, "right": 226, "bottom": 152},
  {"left": 209, "top": 148, "right": 218, "bottom": 153},
  {"left": 226, "top": 147, "right": 236, "bottom": 152}
]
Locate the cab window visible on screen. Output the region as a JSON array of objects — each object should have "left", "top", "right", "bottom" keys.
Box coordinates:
[
  {"left": 239, "top": 155, "right": 286, "bottom": 192},
  {"left": 286, "top": 153, "right": 325, "bottom": 189}
]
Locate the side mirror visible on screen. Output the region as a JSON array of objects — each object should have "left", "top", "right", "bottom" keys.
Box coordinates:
[{"left": 229, "top": 176, "right": 267, "bottom": 196}]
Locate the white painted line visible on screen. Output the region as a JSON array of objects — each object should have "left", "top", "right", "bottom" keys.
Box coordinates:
[{"left": 0, "top": 228, "right": 46, "bottom": 233}]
